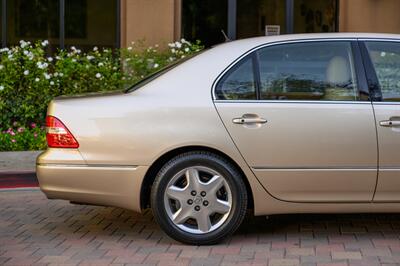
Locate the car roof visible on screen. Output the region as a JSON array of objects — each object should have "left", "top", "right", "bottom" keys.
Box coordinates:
[{"left": 214, "top": 32, "right": 400, "bottom": 50}]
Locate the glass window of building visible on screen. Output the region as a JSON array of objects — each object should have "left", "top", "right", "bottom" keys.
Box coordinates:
[
  {"left": 237, "top": 0, "right": 286, "bottom": 39},
  {"left": 0, "top": 2, "right": 2, "bottom": 47},
  {"left": 182, "top": 0, "right": 228, "bottom": 47},
  {"left": 293, "top": 0, "right": 337, "bottom": 33},
  {"left": 0, "top": 2, "right": 3, "bottom": 47},
  {"left": 65, "top": 0, "right": 118, "bottom": 51},
  {"left": 6, "top": 0, "right": 60, "bottom": 52}
]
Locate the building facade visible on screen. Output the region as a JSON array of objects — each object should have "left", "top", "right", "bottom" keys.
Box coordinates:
[{"left": 1, "top": 0, "right": 400, "bottom": 50}]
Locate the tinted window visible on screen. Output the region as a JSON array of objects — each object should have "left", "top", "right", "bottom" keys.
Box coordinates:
[
  {"left": 65, "top": 0, "right": 118, "bottom": 51},
  {"left": 257, "top": 42, "right": 358, "bottom": 100},
  {"left": 216, "top": 56, "right": 256, "bottom": 100},
  {"left": 365, "top": 42, "right": 400, "bottom": 102},
  {"left": 182, "top": 0, "right": 228, "bottom": 47},
  {"left": 7, "top": 0, "right": 60, "bottom": 52}
]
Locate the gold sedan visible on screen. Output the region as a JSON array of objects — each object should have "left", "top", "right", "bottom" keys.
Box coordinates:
[{"left": 37, "top": 33, "right": 400, "bottom": 244}]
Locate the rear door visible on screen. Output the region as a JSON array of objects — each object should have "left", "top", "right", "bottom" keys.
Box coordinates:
[
  {"left": 361, "top": 41, "right": 400, "bottom": 202},
  {"left": 214, "top": 40, "right": 378, "bottom": 202}
]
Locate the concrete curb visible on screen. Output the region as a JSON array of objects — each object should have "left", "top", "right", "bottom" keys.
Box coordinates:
[{"left": 0, "top": 151, "right": 42, "bottom": 172}]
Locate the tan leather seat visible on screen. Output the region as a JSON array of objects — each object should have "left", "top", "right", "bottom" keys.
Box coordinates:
[
  {"left": 324, "top": 56, "right": 355, "bottom": 100},
  {"left": 326, "top": 56, "right": 351, "bottom": 85}
]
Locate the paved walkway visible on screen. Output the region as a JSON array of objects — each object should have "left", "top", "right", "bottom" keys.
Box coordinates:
[
  {"left": 0, "top": 151, "right": 42, "bottom": 171},
  {"left": 2, "top": 191, "right": 400, "bottom": 265}
]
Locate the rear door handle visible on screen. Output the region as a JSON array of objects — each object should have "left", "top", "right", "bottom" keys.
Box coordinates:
[
  {"left": 232, "top": 115, "right": 267, "bottom": 125},
  {"left": 379, "top": 120, "right": 400, "bottom": 127}
]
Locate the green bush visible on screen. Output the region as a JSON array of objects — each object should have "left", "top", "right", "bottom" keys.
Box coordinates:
[{"left": 0, "top": 39, "right": 203, "bottom": 151}]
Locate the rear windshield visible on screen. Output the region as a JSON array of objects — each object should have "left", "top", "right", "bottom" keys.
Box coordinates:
[{"left": 125, "top": 52, "right": 203, "bottom": 93}]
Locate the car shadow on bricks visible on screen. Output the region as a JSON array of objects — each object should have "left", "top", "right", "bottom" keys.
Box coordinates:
[{"left": 2, "top": 191, "right": 400, "bottom": 253}]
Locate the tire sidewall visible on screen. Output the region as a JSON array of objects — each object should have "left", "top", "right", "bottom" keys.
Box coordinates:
[{"left": 151, "top": 152, "right": 247, "bottom": 245}]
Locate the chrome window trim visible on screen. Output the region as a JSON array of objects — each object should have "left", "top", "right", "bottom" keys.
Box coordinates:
[
  {"left": 359, "top": 38, "right": 400, "bottom": 42},
  {"left": 372, "top": 102, "right": 400, "bottom": 105},
  {"left": 212, "top": 37, "right": 400, "bottom": 102},
  {"left": 214, "top": 100, "right": 371, "bottom": 105}
]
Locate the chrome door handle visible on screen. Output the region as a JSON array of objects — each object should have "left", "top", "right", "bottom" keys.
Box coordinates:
[
  {"left": 232, "top": 116, "right": 267, "bottom": 125},
  {"left": 379, "top": 120, "right": 400, "bottom": 127}
]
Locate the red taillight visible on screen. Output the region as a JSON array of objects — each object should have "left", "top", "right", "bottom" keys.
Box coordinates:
[{"left": 46, "top": 116, "right": 79, "bottom": 148}]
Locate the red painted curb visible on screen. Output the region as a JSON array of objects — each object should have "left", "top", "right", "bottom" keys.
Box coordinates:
[{"left": 0, "top": 171, "right": 38, "bottom": 189}]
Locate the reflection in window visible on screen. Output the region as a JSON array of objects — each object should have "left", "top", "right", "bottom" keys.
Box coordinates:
[
  {"left": 7, "top": 0, "right": 59, "bottom": 51},
  {"left": 182, "top": 0, "right": 227, "bottom": 47},
  {"left": 65, "top": 0, "right": 117, "bottom": 51},
  {"left": 257, "top": 42, "right": 358, "bottom": 101},
  {"left": 237, "top": 0, "right": 286, "bottom": 38},
  {"left": 294, "top": 0, "right": 337, "bottom": 33},
  {"left": 216, "top": 56, "right": 256, "bottom": 100},
  {"left": 366, "top": 42, "right": 400, "bottom": 102}
]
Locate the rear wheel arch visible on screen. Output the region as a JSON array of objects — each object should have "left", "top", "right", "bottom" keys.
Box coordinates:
[{"left": 140, "top": 146, "right": 254, "bottom": 211}]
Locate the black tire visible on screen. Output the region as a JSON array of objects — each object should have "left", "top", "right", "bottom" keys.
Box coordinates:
[{"left": 151, "top": 151, "right": 248, "bottom": 245}]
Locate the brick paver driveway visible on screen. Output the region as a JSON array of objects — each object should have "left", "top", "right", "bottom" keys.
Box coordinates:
[{"left": 2, "top": 190, "right": 400, "bottom": 266}]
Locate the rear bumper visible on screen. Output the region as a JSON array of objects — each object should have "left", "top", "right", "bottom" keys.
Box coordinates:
[{"left": 36, "top": 149, "right": 148, "bottom": 212}]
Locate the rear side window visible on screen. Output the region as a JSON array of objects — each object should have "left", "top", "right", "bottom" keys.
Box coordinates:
[
  {"left": 365, "top": 41, "right": 400, "bottom": 102},
  {"left": 257, "top": 42, "right": 358, "bottom": 101},
  {"left": 215, "top": 56, "right": 257, "bottom": 100},
  {"left": 215, "top": 41, "right": 360, "bottom": 101}
]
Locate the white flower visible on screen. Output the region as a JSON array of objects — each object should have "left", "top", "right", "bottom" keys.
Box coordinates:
[
  {"left": 8, "top": 54, "right": 13, "bottom": 59},
  {"left": 184, "top": 47, "right": 190, "bottom": 52},
  {"left": 35, "top": 78, "right": 40, "bottom": 82},
  {"left": 54, "top": 72, "right": 58, "bottom": 77},
  {"left": 71, "top": 46, "right": 76, "bottom": 51},
  {"left": 98, "top": 62, "right": 104, "bottom": 67},
  {"left": 23, "top": 70, "right": 29, "bottom": 76},
  {"left": 0, "top": 65, "right": 3, "bottom": 70},
  {"left": 23, "top": 50, "right": 29, "bottom": 55},
  {"left": 50, "top": 81, "right": 54, "bottom": 86},
  {"left": 0, "top": 85, "right": 4, "bottom": 91},
  {"left": 47, "top": 57, "right": 53, "bottom": 62},
  {"left": 36, "top": 62, "right": 48, "bottom": 69},
  {"left": 72, "top": 59, "right": 77, "bottom": 62},
  {"left": 0, "top": 47, "right": 9, "bottom": 53},
  {"left": 56, "top": 56, "right": 61, "bottom": 60},
  {"left": 181, "top": 38, "right": 189, "bottom": 44},
  {"left": 112, "top": 66, "right": 117, "bottom": 70},
  {"left": 41, "top": 40, "right": 49, "bottom": 47},
  {"left": 171, "top": 48, "right": 176, "bottom": 53},
  {"left": 381, "top": 52, "right": 386, "bottom": 57},
  {"left": 168, "top": 43, "right": 175, "bottom": 48},
  {"left": 127, "top": 46, "right": 133, "bottom": 51},
  {"left": 175, "top": 41, "right": 182, "bottom": 48},
  {"left": 153, "top": 63, "right": 159, "bottom": 68},
  {"left": 86, "top": 55, "right": 94, "bottom": 60},
  {"left": 44, "top": 73, "right": 51, "bottom": 80},
  {"left": 20, "top": 40, "right": 28, "bottom": 48},
  {"left": 93, "top": 46, "right": 98, "bottom": 51},
  {"left": 59, "top": 73, "right": 64, "bottom": 77},
  {"left": 95, "top": 73, "right": 102, "bottom": 79}
]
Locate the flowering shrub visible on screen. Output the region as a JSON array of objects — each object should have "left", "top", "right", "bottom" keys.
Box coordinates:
[
  {"left": 0, "top": 122, "right": 46, "bottom": 151},
  {"left": 0, "top": 39, "right": 203, "bottom": 151}
]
